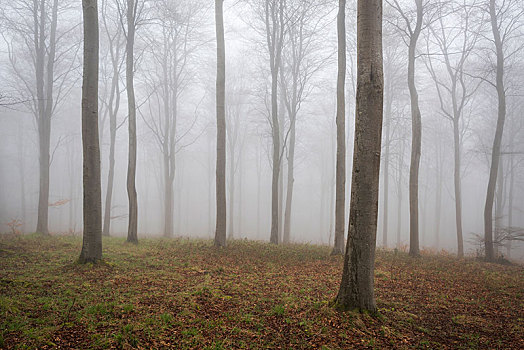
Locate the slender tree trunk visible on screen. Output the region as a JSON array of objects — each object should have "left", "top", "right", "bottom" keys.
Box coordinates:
[
  {"left": 435, "top": 155, "right": 442, "bottom": 251},
  {"left": 283, "top": 117, "right": 295, "bottom": 244},
  {"left": 214, "top": 0, "right": 227, "bottom": 247},
  {"left": 164, "top": 154, "right": 174, "bottom": 237},
  {"left": 228, "top": 143, "right": 235, "bottom": 239},
  {"left": 332, "top": 0, "right": 346, "bottom": 255},
  {"left": 256, "top": 141, "right": 262, "bottom": 238},
  {"left": 79, "top": 0, "right": 102, "bottom": 263},
  {"left": 452, "top": 118, "right": 464, "bottom": 257},
  {"left": 35, "top": 0, "right": 57, "bottom": 235},
  {"left": 382, "top": 79, "right": 392, "bottom": 248},
  {"left": 397, "top": 162, "right": 402, "bottom": 249},
  {"left": 335, "top": 0, "right": 383, "bottom": 312},
  {"left": 102, "top": 40, "right": 122, "bottom": 237},
  {"left": 494, "top": 159, "right": 504, "bottom": 255},
  {"left": 506, "top": 153, "right": 514, "bottom": 258},
  {"left": 269, "top": 0, "right": 285, "bottom": 245},
  {"left": 484, "top": 0, "right": 506, "bottom": 262},
  {"left": 238, "top": 150, "right": 243, "bottom": 236},
  {"left": 18, "top": 123, "right": 26, "bottom": 233},
  {"left": 126, "top": 0, "right": 138, "bottom": 244},
  {"left": 408, "top": 0, "right": 423, "bottom": 257}
]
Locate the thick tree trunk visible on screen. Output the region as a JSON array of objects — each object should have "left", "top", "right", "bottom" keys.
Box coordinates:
[
  {"left": 126, "top": 0, "right": 138, "bottom": 244},
  {"left": 408, "top": 0, "right": 423, "bottom": 257},
  {"left": 484, "top": 0, "right": 506, "bottom": 262},
  {"left": 214, "top": 0, "right": 227, "bottom": 247},
  {"left": 335, "top": 0, "right": 383, "bottom": 312},
  {"left": 79, "top": 0, "right": 102, "bottom": 263},
  {"left": 332, "top": 0, "right": 346, "bottom": 255}
]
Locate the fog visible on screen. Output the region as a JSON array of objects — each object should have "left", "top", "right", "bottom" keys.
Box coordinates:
[{"left": 0, "top": 0, "right": 523, "bottom": 260}]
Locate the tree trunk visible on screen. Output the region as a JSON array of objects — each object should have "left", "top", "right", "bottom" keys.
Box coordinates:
[
  {"left": 332, "top": 0, "right": 346, "bottom": 255},
  {"left": 494, "top": 159, "right": 504, "bottom": 256},
  {"left": 18, "top": 123, "right": 26, "bottom": 233},
  {"left": 228, "top": 142, "right": 235, "bottom": 239},
  {"left": 453, "top": 118, "right": 464, "bottom": 257},
  {"left": 283, "top": 117, "right": 295, "bottom": 244},
  {"left": 79, "top": 0, "right": 102, "bottom": 263},
  {"left": 214, "top": 0, "right": 227, "bottom": 248},
  {"left": 507, "top": 152, "right": 514, "bottom": 258},
  {"left": 269, "top": 0, "right": 285, "bottom": 245},
  {"left": 335, "top": 0, "right": 383, "bottom": 312},
  {"left": 408, "top": 0, "right": 423, "bottom": 257},
  {"left": 126, "top": 0, "right": 138, "bottom": 244},
  {"left": 484, "top": 0, "right": 506, "bottom": 262},
  {"left": 35, "top": 0, "right": 58, "bottom": 235},
  {"left": 382, "top": 76, "right": 392, "bottom": 248},
  {"left": 435, "top": 153, "right": 442, "bottom": 251}
]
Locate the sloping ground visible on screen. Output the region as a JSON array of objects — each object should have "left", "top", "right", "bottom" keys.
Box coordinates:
[{"left": 0, "top": 235, "right": 522, "bottom": 349}]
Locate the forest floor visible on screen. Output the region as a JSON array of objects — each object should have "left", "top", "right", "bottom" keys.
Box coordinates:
[{"left": 0, "top": 234, "right": 522, "bottom": 349}]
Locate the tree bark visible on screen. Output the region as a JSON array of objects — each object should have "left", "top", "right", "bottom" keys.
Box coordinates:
[
  {"left": 126, "top": 0, "right": 138, "bottom": 244},
  {"left": 214, "top": 0, "right": 227, "bottom": 248},
  {"left": 79, "top": 0, "right": 102, "bottom": 263},
  {"left": 408, "top": 0, "right": 423, "bottom": 257},
  {"left": 335, "top": 0, "right": 383, "bottom": 312},
  {"left": 484, "top": 0, "right": 506, "bottom": 262},
  {"left": 332, "top": 0, "right": 346, "bottom": 255}
]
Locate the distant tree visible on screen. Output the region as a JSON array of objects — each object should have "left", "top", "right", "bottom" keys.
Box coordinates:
[
  {"left": 279, "top": 0, "right": 329, "bottom": 244},
  {"left": 483, "top": 0, "right": 523, "bottom": 262},
  {"left": 122, "top": 0, "right": 141, "bottom": 244},
  {"left": 250, "top": 0, "right": 286, "bottom": 244},
  {"left": 2, "top": 0, "right": 80, "bottom": 235},
  {"left": 100, "top": 0, "right": 125, "bottom": 237},
  {"left": 335, "top": 0, "right": 383, "bottom": 312},
  {"left": 141, "top": 0, "right": 207, "bottom": 238},
  {"left": 387, "top": 0, "right": 435, "bottom": 256},
  {"left": 215, "top": 0, "right": 227, "bottom": 247},
  {"left": 79, "top": 0, "right": 102, "bottom": 263},
  {"left": 423, "top": 0, "right": 482, "bottom": 257}
]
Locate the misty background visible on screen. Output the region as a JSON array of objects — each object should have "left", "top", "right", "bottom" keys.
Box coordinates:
[{"left": 0, "top": 0, "right": 523, "bottom": 259}]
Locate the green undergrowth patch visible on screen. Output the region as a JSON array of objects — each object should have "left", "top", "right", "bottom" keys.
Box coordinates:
[{"left": 0, "top": 234, "right": 522, "bottom": 349}]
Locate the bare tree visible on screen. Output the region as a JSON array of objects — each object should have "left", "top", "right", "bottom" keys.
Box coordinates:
[
  {"left": 387, "top": 0, "right": 435, "bottom": 256},
  {"left": 252, "top": 0, "right": 286, "bottom": 244},
  {"left": 123, "top": 0, "right": 142, "bottom": 244},
  {"left": 423, "top": 0, "right": 482, "bottom": 257},
  {"left": 79, "top": 0, "right": 102, "bottom": 263},
  {"left": 100, "top": 0, "right": 125, "bottom": 237},
  {"left": 2, "top": 0, "right": 80, "bottom": 235},
  {"left": 215, "top": 0, "right": 227, "bottom": 247},
  {"left": 335, "top": 0, "right": 383, "bottom": 312},
  {"left": 483, "top": 0, "right": 523, "bottom": 261},
  {"left": 140, "top": 0, "right": 207, "bottom": 238},
  {"left": 279, "top": 0, "right": 329, "bottom": 244}
]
